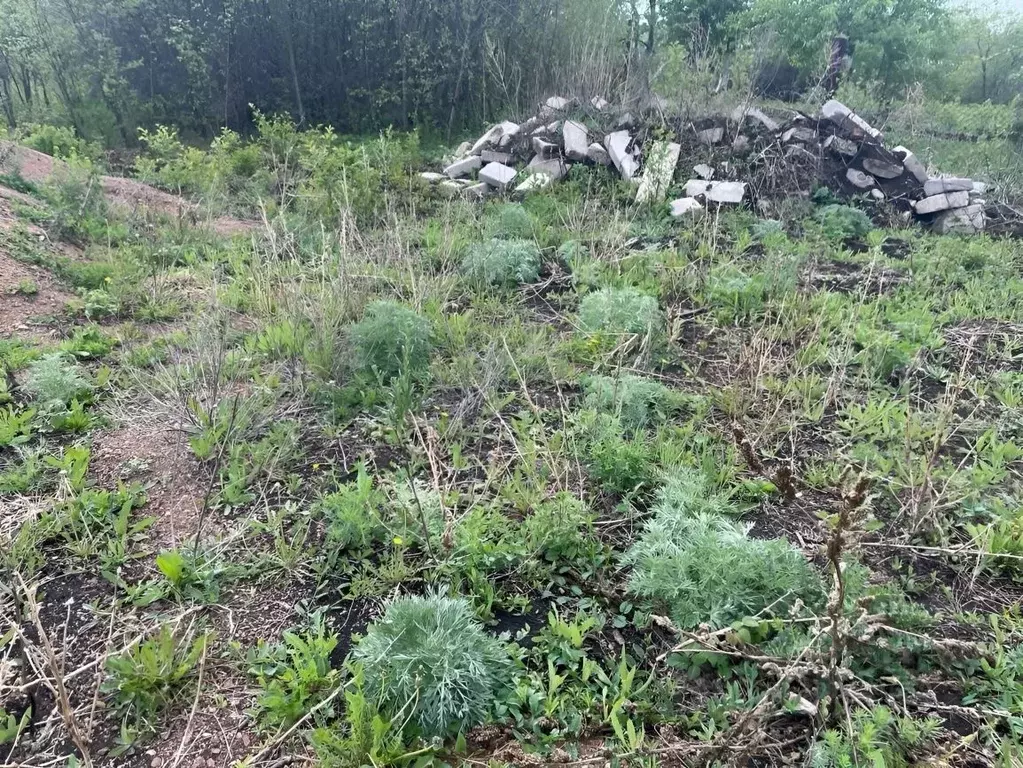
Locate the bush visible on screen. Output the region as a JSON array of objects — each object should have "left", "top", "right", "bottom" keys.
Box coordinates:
[
  {"left": 461, "top": 238, "right": 541, "bottom": 288},
  {"left": 582, "top": 374, "right": 679, "bottom": 431},
  {"left": 578, "top": 287, "right": 661, "bottom": 335},
  {"left": 622, "top": 471, "right": 822, "bottom": 628},
  {"left": 814, "top": 204, "right": 873, "bottom": 240},
  {"left": 24, "top": 124, "right": 100, "bottom": 161},
  {"left": 350, "top": 300, "right": 432, "bottom": 380},
  {"left": 488, "top": 202, "right": 533, "bottom": 239},
  {"left": 580, "top": 412, "right": 656, "bottom": 494},
  {"left": 24, "top": 353, "right": 92, "bottom": 407},
  {"left": 353, "top": 593, "right": 508, "bottom": 738},
  {"left": 45, "top": 155, "right": 109, "bottom": 241}
]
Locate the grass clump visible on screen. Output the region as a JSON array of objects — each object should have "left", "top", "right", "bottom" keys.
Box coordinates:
[
  {"left": 461, "top": 238, "right": 541, "bottom": 288},
  {"left": 582, "top": 373, "right": 680, "bottom": 431},
  {"left": 353, "top": 593, "right": 508, "bottom": 738},
  {"left": 814, "top": 204, "right": 873, "bottom": 240},
  {"left": 578, "top": 287, "right": 661, "bottom": 335},
  {"left": 350, "top": 300, "right": 432, "bottom": 380},
  {"left": 488, "top": 202, "right": 533, "bottom": 239},
  {"left": 622, "top": 471, "right": 821, "bottom": 628},
  {"left": 24, "top": 353, "right": 92, "bottom": 407}
]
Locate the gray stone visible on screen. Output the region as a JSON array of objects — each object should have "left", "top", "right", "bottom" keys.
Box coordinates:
[
  {"left": 591, "top": 95, "right": 610, "bottom": 111},
  {"left": 454, "top": 141, "right": 472, "bottom": 157},
  {"left": 469, "top": 124, "right": 503, "bottom": 155},
  {"left": 862, "top": 158, "right": 904, "bottom": 179},
  {"left": 697, "top": 126, "right": 725, "bottom": 145},
  {"left": 419, "top": 172, "right": 445, "bottom": 182},
  {"left": 823, "top": 135, "right": 858, "bottom": 157},
  {"left": 481, "top": 149, "right": 513, "bottom": 164},
  {"left": 704, "top": 181, "right": 746, "bottom": 204},
  {"left": 846, "top": 168, "right": 875, "bottom": 189},
  {"left": 605, "top": 130, "right": 639, "bottom": 180},
  {"left": 439, "top": 180, "right": 464, "bottom": 196},
  {"left": 479, "top": 162, "right": 517, "bottom": 191},
  {"left": 870, "top": 188, "right": 886, "bottom": 201},
  {"left": 521, "top": 116, "right": 543, "bottom": 134},
  {"left": 971, "top": 181, "right": 988, "bottom": 196},
  {"left": 444, "top": 155, "right": 482, "bottom": 179},
  {"left": 545, "top": 95, "right": 571, "bottom": 112},
  {"left": 693, "top": 163, "right": 715, "bottom": 180},
  {"left": 532, "top": 137, "right": 558, "bottom": 158},
  {"left": 923, "top": 177, "right": 974, "bottom": 196},
  {"left": 527, "top": 155, "right": 569, "bottom": 181},
  {"left": 932, "top": 203, "right": 985, "bottom": 234},
  {"left": 463, "top": 182, "right": 490, "bottom": 200},
  {"left": 821, "top": 99, "right": 880, "bottom": 138},
  {"left": 669, "top": 197, "right": 704, "bottom": 219},
  {"left": 515, "top": 174, "right": 553, "bottom": 193},
  {"left": 893, "top": 146, "right": 927, "bottom": 183},
  {"left": 636, "top": 140, "right": 681, "bottom": 204},
  {"left": 545, "top": 120, "right": 562, "bottom": 134},
  {"left": 731, "top": 105, "right": 780, "bottom": 132},
  {"left": 914, "top": 190, "right": 970, "bottom": 214},
  {"left": 587, "top": 142, "right": 611, "bottom": 166},
  {"left": 781, "top": 125, "right": 816, "bottom": 144},
  {"left": 563, "top": 120, "right": 589, "bottom": 161},
  {"left": 685, "top": 179, "right": 712, "bottom": 197}
]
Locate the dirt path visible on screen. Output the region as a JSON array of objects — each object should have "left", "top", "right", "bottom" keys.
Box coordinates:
[{"left": 0, "top": 141, "right": 255, "bottom": 237}]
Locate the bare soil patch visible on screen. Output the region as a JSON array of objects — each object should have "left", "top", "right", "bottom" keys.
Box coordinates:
[{"left": 0, "top": 250, "right": 74, "bottom": 339}]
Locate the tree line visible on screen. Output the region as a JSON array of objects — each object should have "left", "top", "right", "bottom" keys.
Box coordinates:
[{"left": 0, "top": 0, "right": 1020, "bottom": 145}]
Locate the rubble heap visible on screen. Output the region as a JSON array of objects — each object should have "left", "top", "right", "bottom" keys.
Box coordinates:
[{"left": 421, "top": 96, "right": 993, "bottom": 235}]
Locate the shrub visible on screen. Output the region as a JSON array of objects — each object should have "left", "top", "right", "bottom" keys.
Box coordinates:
[
  {"left": 353, "top": 593, "right": 508, "bottom": 738},
  {"left": 461, "top": 238, "right": 541, "bottom": 288},
  {"left": 622, "top": 471, "right": 822, "bottom": 628},
  {"left": 24, "top": 124, "right": 100, "bottom": 161},
  {"left": 45, "top": 154, "right": 109, "bottom": 241},
  {"left": 488, "top": 202, "right": 533, "bottom": 239},
  {"left": 580, "top": 412, "right": 656, "bottom": 494},
  {"left": 24, "top": 353, "right": 92, "bottom": 407},
  {"left": 814, "top": 204, "right": 873, "bottom": 240},
  {"left": 350, "top": 300, "right": 431, "bottom": 380},
  {"left": 582, "top": 374, "right": 679, "bottom": 431},
  {"left": 578, "top": 287, "right": 661, "bottom": 335}
]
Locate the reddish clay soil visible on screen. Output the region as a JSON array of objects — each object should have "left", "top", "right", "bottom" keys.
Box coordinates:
[{"left": 0, "top": 141, "right": 255, "bottom": 237}]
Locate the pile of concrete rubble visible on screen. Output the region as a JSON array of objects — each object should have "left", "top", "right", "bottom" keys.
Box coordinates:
[{"left": 421, "top": 96, "right": 994, "bottom": 235}]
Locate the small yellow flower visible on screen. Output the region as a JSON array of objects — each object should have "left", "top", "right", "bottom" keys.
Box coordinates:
[
  {"left": 312, "top": 463, "right": 321, "bottom": 470},
  {"left": 104, "top": 276, "right": 112, "bottom": 283},
  {"left": 392, "top": 536, "right": 403, "bottom": 546}
]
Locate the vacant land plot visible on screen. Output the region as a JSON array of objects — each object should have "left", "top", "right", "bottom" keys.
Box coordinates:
[{"left": 2, "top": 116, "right": 1023, "bottom": 768}]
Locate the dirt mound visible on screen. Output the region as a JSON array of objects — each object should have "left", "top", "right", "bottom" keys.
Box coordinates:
[{"left": 0, "top": 141, "right": 254, "bottom": 237}]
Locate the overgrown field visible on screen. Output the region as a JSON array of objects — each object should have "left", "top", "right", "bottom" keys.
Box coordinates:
[{"left": 2, "top": 120, "right": 1023, "bottom": 768}]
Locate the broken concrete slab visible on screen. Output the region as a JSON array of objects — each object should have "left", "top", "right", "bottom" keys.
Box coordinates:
[
  {"left": 669, "top": 197, "right": 704, "bottom": 218},
  {"left": 444, "top": 155, "right": 482, "bottom": 179},
  {"left": 605, "top": 130, "right": 639, "bottom": 180},
  {"left": 563, "top": 120, "right": 589, "bottom": 162},
  {"left": 526, "top": 155, "right": 569, "bottom": 181},
  {"left": 914, "top": 190, "right": 970, "bottom": 214},
  {"left": 846, "top": 168, "right": 875, "bottom": 189},
  {"left": 823, "top": 135, "right": 858, "bottom": 157},
  {"left": 545, "top": 95, "right": 571, "bottom": 112},
  {"left": 862, "top": 157, "right": 904, "bottom": 179},
  {"left": 893, "top": 146, "right": 928, "bottom": 184},
  {"left": 697, "top": 126, "right": 725, "bottom": 145},
  {"left": 685, "top": 179, "right": 712, "bottom": 197},
  {"left": 781, "top": 126, "right": 816, "bottom": 144},
  {"left": 532, "top": 137, "right": 558, "bottom": 158},
  {"left": 731, "top": 105, "right": 780, "bottom": 132},
  {"left": 591, "top": 95, "right": 609, "bottom": 111},
  {"left": 932, "top": 203, "right": 985, "bottom": 234},
  {"left": 481, "top": 150, "right": 513, "bottom": 164},
  {"left": 587, "top": 143, "right": 611, "bottom": 166},
  {"left": 635, "top": 140, "right": 681, "bottom": 204},
  {"left": 972, "top": 181, "right": 988, "bottom": 196},
  {"left": 923, "top": 177, "right": 974, "bottom": 196},
  {"left": 821, "top": 99, "right": 881, "bottom": 139},
  {"left": 439, "top": 180, "right": 465, "bottom": 196},
  {"left": 469, "top": 124, "right": 505, "bottom": 154},
  {"left": 515, "top": 173, "right": 553, "bottom": 194},
  {"left": 463, "top": 182, "right": 490, "bottom": 200},
  {"left": 704, "top": 181, "right": 746, "bottom": 204},
  {"left": 420, "top": 172, "right": 446, "bottom": 182},
  {"left": 694, "top": 163, "right": 714, "bottom": 180},
  {"left": 479, "top": 162, "right": 517, "bottom": 191}
]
